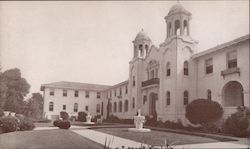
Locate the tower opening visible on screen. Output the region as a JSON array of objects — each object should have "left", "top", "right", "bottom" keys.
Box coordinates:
[{"left": 175, "top": 20, "right": 180, "bottom": 35}]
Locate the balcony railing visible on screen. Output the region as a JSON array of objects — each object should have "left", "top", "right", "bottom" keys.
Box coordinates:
[
  {"left": 141, "top": 78, "right": 160, "bottom": 87},
  {"left": 221, "top": 67, "right": 240, "bottom": 78}
]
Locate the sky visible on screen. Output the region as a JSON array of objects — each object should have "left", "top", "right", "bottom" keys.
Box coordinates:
[{"left": 0, "top": 1, "right": 249, "bottom": 97}]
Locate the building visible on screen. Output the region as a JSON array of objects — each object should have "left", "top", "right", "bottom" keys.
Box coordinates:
[{"left": 41, "top": 3, "right": 249, "bottom": 123}]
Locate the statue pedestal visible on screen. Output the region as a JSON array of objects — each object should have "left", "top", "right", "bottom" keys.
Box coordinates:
[
  {"left": 83, "top": 113, "right": 95, "bottom": 125},
  {"left": 128, "top": 109, "right": 151, "bottom": 132}
]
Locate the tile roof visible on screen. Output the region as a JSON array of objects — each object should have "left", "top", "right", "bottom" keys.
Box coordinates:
[
  {"left": 40, "top": 81, "right": 111, "bottom": 91},
  {"left": 192, "top": 34, "right": 249, "bottom": 59}
]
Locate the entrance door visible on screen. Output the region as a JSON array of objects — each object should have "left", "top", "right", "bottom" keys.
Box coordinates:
[
  {"left": 149, "top": 92, "right": 157, "bottom": 118},
  {"left": 223, "top": 81, "right": 244, "bottom": 106}
]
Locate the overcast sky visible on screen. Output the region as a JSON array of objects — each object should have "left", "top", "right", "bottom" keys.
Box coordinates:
[{"left": 0, "top": 1, "right": 249, "bottom": 96}]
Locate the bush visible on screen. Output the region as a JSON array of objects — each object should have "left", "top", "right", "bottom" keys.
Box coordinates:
[
  {"left": 15, "top": 114, "right": 35, "bottom": 131},
  {"left": 223, "top": 107, "right": 250, "bottom": 137},
  {"left": 18, "top": 117, "right": 35, "bottom": 131},
  {"left": 53, "top": 119, "right": 71, "bottom": 129},
  {"left": 186, "top": 99, "right": 223, "bottom": 127},
  {"left": 0, "top": 108, "right": 4, "bottom": 117},
  {"left": 58, "top": 120, "right": 71, "bottom": 129},
  {"left": 0, "top": 116, "right": 18, "bottom": 133},
  {"left": 106, "top": 115, "right": 120, "bottom": 123},
  {"left": 145, "top": 116, "right": 157, "bottom": 126},
  {"left": 78, "top": 111, "right": 87, "bottom": 122},
  {"left": 60, "top": 111, "right": 69, "bottom": 120},
  {"left": 53, "top": 119, "right": 62, "bottom": 127}
]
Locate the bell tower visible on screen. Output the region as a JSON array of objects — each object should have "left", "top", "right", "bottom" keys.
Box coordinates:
[
  {"left": 164, "top": 3, "right": 192, "bottom": 40},
  {"left": 132, "top": 29, "right": 152, "bottom": 59}
]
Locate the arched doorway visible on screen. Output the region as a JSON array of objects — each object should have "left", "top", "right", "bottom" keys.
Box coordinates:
[
  {"left": 223, "top": 81, "right": 244, "bottom": 107},
  {"left": 149, "top": 92, "right": 158, "bottom": 118}
]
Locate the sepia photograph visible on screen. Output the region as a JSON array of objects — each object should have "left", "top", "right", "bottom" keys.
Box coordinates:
[{"left": 0, "top": 1, "right": 249, "bottom": 148}]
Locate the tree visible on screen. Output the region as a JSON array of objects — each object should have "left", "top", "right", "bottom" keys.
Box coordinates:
[
  {"left": 223, "top": 106, "right": 250, "bottom": 137},
  {"left": 23, "top": 93, "right": 43, "bottom": 120},
  {"left": 185, "top": 99, "right": 223, "bottom": 127},
  {"left": 0, "top": 68, "right": 30, "bottom": 113}
]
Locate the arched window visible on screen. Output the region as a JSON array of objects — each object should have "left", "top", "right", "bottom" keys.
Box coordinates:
[
  {"left": 109, "top": 102, "right": 112, "bottom": 113},
  {"left": 119, "top": 101, "right": 122, "bottom": 112},
  {"left": 184, "top": 20, "right": 188, "bottom": 35},
  {"left": 207, "top": 90, "right": 212, "bottom": 100},
  {"left": 166, "top": 62, "right": 171, "bottom": 76},
  {"left": 114, "top": 102, "right": 117, "bottom": 112},
  {"left": 132, "top": 98, "right": 135, "bottom": 109},
  {"left": 145, "top": 45, "right": 149, "bottom": 54},
  {"left": 175, "top": 20, "right": 180, "bottom": 35},
  {"left": 124, "top": 100, "right": 129, "bottom": 112},
  {"left": 96, "top": 104, "right": 100, "bottom": 113},
  {"left": 184, "top": 61, "right": 189, "bottom": 75},
  {"left": 139, "top": 44, "right": 143, "bottom": 57},
  {"left": 74, "top": 103, "right": 78, "bottom": 112},
  {"left": 49, "top": 102, "right": 54, "bottom": 111},
  {"left": 168, "top": 22, "right": 172, "bottom": 37},
  {"left": 184, "top": 91, "right": 189, "bottom": 105},
  {"left": 166, "top": 91, "right": 170, "bottom": 106}
]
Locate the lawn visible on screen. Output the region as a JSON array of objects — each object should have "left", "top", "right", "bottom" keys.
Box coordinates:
[
  {"left": 0, "top": 129, "right": 103, "bottom": 149},
  {"left": 95, "top": 127, "right": 220, "bottom": 146}
]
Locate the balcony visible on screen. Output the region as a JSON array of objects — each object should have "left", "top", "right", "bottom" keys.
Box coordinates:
[
  {"left": 141, "top": 78, "right": 160, "bottom": 88},
  {"left": 221, "top": 67, "right": 240, "bottom": 78}
]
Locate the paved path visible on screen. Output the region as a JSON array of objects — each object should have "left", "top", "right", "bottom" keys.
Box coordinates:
[
  {"left": 72, "top": 129, "right": 146, "bottom": 148},
  {"left": 34, "top": 125, "right": 88, "bottom": 131}
]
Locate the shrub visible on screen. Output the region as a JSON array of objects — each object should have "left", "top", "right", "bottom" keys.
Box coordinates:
[
  {"left": 0, "top": 108, "right": 4, "bottom": 117},
  {"left": 58, "top": 120, "right": 71, "bottom": 129},
  {"left": 223, "top": 107, "right": 250, "bottom": 137},
  {"left": 78, "top": 111, "right": 87, "bottom": 122},
  {"left": 186, "top": 99, "right": 223, "bottom": 127},
  {"left": 18, "top": 117, "right": 35, "bottom": 131},
  {"left": 53, "top": 119, "right": 62, "bottom": 127},
  {"left": 53, "top": 119, "right": 71, "bottom": 129},
  {"left": 106, "top": 115, "right": 120, "bottom": 123},
  {"left": 15, "top": 114, "right": 35, "bottom": 131},
  {"left": 60, "top": 111, "right": 69, "bottom": 120},
  {"left": 145, "top": 116, "right": 157, "bottom": 126},
  {"left": 0, "top": 116, "right": 18, "bottom": 133}
]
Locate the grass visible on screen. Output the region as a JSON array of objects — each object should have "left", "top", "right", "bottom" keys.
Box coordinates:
[
  {"left": 95, "top": 127, "right": 221, "bottom": 146},
  {"left": 0, "top": 129, "right": 103, "bottom": 149}
]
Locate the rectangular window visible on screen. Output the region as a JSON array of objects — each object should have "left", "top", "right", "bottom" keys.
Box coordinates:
[
  {"left": 205, "top": 58, "right": 213, "bottom": 74},
  {"left": 167, "top": 69, "right": 171, "bottom": 76},
  {"left": 166, "top": 91, "right": 170, "bottom": 106},
  {"left": 227, "top": 51, "right": 237, "bottom": 69},
  {"left": 74, "top": 90, "right": 79, "bottom": 97},
  {"left": 133, "top": 76, "right": 135, "bottom": 86},
  {"left": 85, "top": 106, "right": 88, "bottom": 111},
  {"left": 132, "top": 98, "right": 135, "bottom": 109},
  {"left": 49, "top": 88, "right": 54, "bottom": 96},
  {"left": 85, "top": 91, "right": 89, "bottom": 98},
  {"left": 63, "top": 90, "right": 67, "bottom": 97},
  {"left": 125, "top": 86, "right": 128, "bottom": 94},
  {"left": 114, "top": 89, "right": 116, "bottom": 96},
  {"left": 119, "top": 88, "right": 122, "bottom": 96},
  {"left": 151, "top": 70, "right": 154, "bottom": 79},
  {"left": 97, "top": 92, "right": 101, "bottom": 99},
  {"left": 63, "top": 105, "right": 66, "bottom": 110},
  {"left": 96, "top": 104, "right": 100, "bottom": 113}
]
